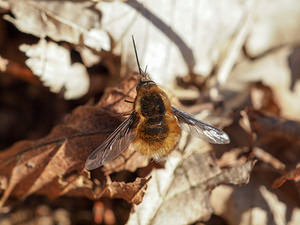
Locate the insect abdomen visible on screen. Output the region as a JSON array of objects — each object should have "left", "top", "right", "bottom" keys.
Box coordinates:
[
  {"left": 133, "top": 112, "right": 181, "bottom": 158},
  {"left": 141, "top": 116, "right": 169, "bottom": 141}
]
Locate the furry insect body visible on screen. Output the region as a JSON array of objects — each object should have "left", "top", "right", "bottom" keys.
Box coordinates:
[
  {"left": 84, "top": 37, "right": 230, "bottom": 171},
  {"left": 133, "top": 81, "right": 181, "bottom": 158}
]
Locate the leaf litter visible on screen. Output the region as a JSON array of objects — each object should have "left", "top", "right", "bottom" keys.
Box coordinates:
[
  {"left": 1, "top": 0, "right": 300, "bottom": 224},
  {"left": 0, "top": 75, "right": 149, "bottom": 208},
  {"left": 127, "top": 144, "right": 254, "bottom": 225}
]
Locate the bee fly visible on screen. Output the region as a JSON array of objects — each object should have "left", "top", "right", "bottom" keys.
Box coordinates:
[{"left": 85, "top": 37, "right": 230, "bottom": 170}]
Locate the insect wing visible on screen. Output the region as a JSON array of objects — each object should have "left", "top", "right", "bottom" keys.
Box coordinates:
[
  {"left": 85, "top": 113, "right": 138, "bottom": 170},
  {"left": 172, "top": 107, "right": 230, "bottom": 144}
]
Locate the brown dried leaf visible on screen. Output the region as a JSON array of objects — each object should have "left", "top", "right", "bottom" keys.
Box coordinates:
[
  {"left": 240, "top": 108, "right": 300, "bottom": 201},
  {"left": 250, "top": 82, "right": 281, "bottom": 116},
  {"left": 63, "top": 175, "right": 150, "bottom": 205},
  {"left": 240, "top": 108, "right": 300, "bottom": 145},
  {"left": 104, "top": 177, "right": 151, "bottom": 205},
  {"left": 252, "top": 147, "right": 285, "bottom": 171},
  {"left": 240, "top": 108, "right": 300, "bottom": 171},
  {"left": 0, "top": 75, "right": 149, "bottom": 208}
]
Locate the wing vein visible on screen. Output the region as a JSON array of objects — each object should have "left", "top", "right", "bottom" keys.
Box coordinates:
[{"left": 172, "top": 107, "right": 230, "bottom": 144}]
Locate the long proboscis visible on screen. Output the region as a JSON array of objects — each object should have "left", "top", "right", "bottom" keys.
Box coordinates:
[
  {"left": 132, "top": 36, "right": 143, "bottom": 75},
  {"left": 131, "top": 36, "right": 152, "bottom": 84}
]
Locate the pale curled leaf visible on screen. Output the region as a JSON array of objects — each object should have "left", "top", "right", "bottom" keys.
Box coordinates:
[
  {"left": 228, "top": 47, "right": 300, "bottom": 120},
  {"left": 0, "top": 1, "right": 10, "bottom": 11},
  {"left": 211, "top": 177, "right": 300, "bottom": 225},
  {"left": 97, "top": 0, "right": 245, "bottom": 85},
  {"left": 20, "top": 39, "right": 89, "bottom": 99},
  {"left": 126, "top": 149, "right": 254, "bottom": 225},
  {"left": 97, "top": 0, "right": 300, "bottom": 89},
  {"left": 246, "top": 0, "right": 300, "bottom": 57},
  {"left": 3, "top": 0, "right": 110, "bottom": 51}
]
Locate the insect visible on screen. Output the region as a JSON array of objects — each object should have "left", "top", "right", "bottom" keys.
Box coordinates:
[{"left": 85, "top": 37, "right": 230, "bottom": 170}]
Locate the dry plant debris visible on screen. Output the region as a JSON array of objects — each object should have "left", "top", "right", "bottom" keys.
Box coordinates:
[
  {"left": 20, "top": 39, "right": 90, "bottom": 99},
  {"left": 127, "top": 149, "right": 254, "bottom": 225},
  {"left": 1, "top": 0, "right": 300, "bottom": 224},
  {"left": 0, "top": 76, "right": 149, "bottom": 208}
]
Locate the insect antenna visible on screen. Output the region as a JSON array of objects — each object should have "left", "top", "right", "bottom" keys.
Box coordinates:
[{"left": 132, "top": 36, "right": 143, "bottom": 75}]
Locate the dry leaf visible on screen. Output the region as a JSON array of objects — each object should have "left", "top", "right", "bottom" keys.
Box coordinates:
[
  {"left": 96, "top": 0, "right": 248, "bottom": 85},
  {"left": 240, "top": 107, "right": 300, "bottom": 208},
  {"left": 240, "top": 108, "right": 300, "bottom": 173},
  {"left": 2, "top": 0, "right": 110, "bottom": 69},
  {"left": 252, "top": 147, "right": 285, "bottom": 171},
  {"left": 0, "top": 75, "right": 149, "bottom": 208},
  {"left": 2, "top": 1, "right": 300, "bottom": 224},
  {"left": 229, "top": 47, "right": 300, "bottom": 121},
  {"left": 19, "top": 39, "right": 89, "bottom": 99},
  {"left": 126, "top": 139, "right": 255, "bottom": 225},
  {"left": 3, "top": 0, "right": 110, "bottom": 51},
  {"left": 211, "top": 170, "right": 300, "bottom": 225},
  {"left": 240, "top": 108, "right": 300, "bottom": 145},
  {"left": 250, "top": 82, "right": 281, "bottom": 115},
  {"left": 245, "top": 0, "right": 300, "bottom": 57}
]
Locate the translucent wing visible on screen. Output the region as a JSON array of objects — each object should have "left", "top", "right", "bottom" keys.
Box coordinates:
[
  {"left": 172, "top": 107, "right": 230, "bottom": 144},
  {"left": 85, "top": 112, "right": 138, "bottom": 170}
]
